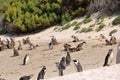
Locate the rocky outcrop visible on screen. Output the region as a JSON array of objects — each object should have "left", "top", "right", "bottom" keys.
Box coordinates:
[{"left": 89, "top": 0, "right": 120, "bottom": 15}]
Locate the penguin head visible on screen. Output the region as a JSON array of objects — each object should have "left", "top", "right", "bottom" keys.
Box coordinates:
[
  {"left": 109, "top": 49, "right": 113, "bottom": 52},
  {"left": 43, "top": 66, "right": 46, "bottom": 70},
  {"left": 73, "top": 59, "right": 79, "bottom": 65},
  {"left": 61, "top": 57, "right": 66, "bottom": 61}
]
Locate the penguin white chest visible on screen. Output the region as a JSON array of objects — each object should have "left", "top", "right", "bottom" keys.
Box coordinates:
[
  {"left": 108, "top": 52, "right": 113, "bottom": 65},
  {"left": 26, "top": 56, "right": 29, "bottom": 64}
]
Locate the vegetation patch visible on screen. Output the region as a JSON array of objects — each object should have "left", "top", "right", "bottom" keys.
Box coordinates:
[
  {"left": 109, "top": 29, "right": 117, "bottom": 36},
  {"left": 62, "top": 23, "right": 71, "bottom": 30},
  {"left": 82, "top": 17, "right": 92, "bottom": 24},
  {"left": 112, "top": 16, "right": 120, "bottom": 25},
  {"left": 1, "top": 0, "right": 92, "bottom": 34},
  {"left": 70, "top": 21, "right": 78, "bottom": 26},
  {"left": 80, "top": 27, "right": 93, "bottom": 33},
  {"left": 73, "top": 22, "right": 82, "bottom": 30},
  {"left": 96, "top": 23, "right": 105, "bottom": 32}
]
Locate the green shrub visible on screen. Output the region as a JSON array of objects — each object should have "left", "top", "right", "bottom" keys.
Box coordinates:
[
  {"left": 71, "top": 21, "right": 77, "bottom": 26},
  {"left": 96, "top": 23, "right": 105, "bottom": 32},
  {"left": 83, "top": 17, "right": 92, "bottom": 24},
  {"left": 62, "top": 23, "right": 71, "bottom": 30},
  {"left": 112, "top": 16, "right": 120, "bottom": 25},
  {"left": 74, "top": 25, "right": 80, "bottom": 30},
  {"left": 80, "top": 27, "right": 93, "bottom": 33},
  {"left": 89, "top": 24, "right": 95, "bottom": 27},
  {"left": 109, "top": 29, "right": 117, "bottom": 36}
]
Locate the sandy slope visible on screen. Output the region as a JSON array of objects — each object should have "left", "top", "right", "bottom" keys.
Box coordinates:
[{"left": 0, "top": 16, "right": 120, "bottom": 80}]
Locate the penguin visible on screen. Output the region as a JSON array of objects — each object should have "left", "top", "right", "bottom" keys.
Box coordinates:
[
  {"left": 29, "top": 43, "right": 35, "bottom": 50},
  {"left": 71, "top": 35, "right": 79, "bottom": 42},
  {"left": 10, "top": 37, "right": 15, "bottom": 48},
  {"left": 23, "top": 54, "right": 29, "bottom": 65},
  {"left": 73, "top": 59, "right": 83, "bottom": 72},
  {"left": 103, "top": 49, "right": 114, "bottom": 66},
  {"left": 64, "top": 43, "right": 71, "bottom": 51},
  {"left": 18, "top": 40, "right": 23, "bottom": 50},
  {"left": 48, "top": 40, "right": 53, "bottom": 50},
  {"left": 59, "top": 57, "right": 66, "bottom": 70},
  {"left": 66, "top": 52, "right": 71, "bottom": 66},
  {"left": 6, "top": 38, "right": 11, "bottom": 49},
  {"left": 76, "top": 41, "right": 86, "bottom": 51},
  {"left": 19, "top": 74, "right": 33, "bottom": 80},
  {"left": 13, "top": 47, "right": 19, "bottom": 56},
  {"left": 109, "top": 36, "right": 117, "bottom": 45},
  {"left": 37, "top": 66, "right": 46, "bottom": 80}
]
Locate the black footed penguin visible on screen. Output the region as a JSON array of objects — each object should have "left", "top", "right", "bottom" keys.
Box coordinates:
[
  {"left": 37, "top": 66, "right": 46, "bottom": 80},
  {"left": 66, "top": 52, "right": 71, "bottom": 66},
  {"left": 19, "top": 74, "right": 33, "bottom": 80},
  {"left": 73, "top": 59, "right": 83, "bottom": 72},
  {"left": 48, "top": 40, "right": 53, "bottom": 50},
  {"left": 103, "top": 49, "right": 114, "bottom": 66},
  {"left": 59, "top": 57, "right": 66, "bottom": 70},
  {"left": 23, "top": 54, "right": 29, "bottom": 65},
  {"left": 76, "top": 41, "right": 86, "bottom": 51},
  {"left": 57, "top": 57, "right": 66, "bottom": 76},
  {"left": 18, "top": 40, "right": 23, "bottom": 50}
]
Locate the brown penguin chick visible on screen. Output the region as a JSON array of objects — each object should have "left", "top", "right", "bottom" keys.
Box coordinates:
[
  {"left": 22, "top": 37, "right": 30, "bottom": 45},
  {"left": 0, "top": 41, "right": 7, "bottom": 51},
  {"left": 71, "top": 35, "right": 79, "bottom": 42},
  {"left": 10, "top": 38, "right": 15, "bottom": 48},
  {"left": 64, "top": 43, "right": 71, "bottom": 51},
  {"left": 105, "top": 39, "right": 110, "bottom": 45},
  {"left": 18, "top": 40, "right": 23, "bottom": 50},
  {"left": 28, "top": 42, "right": 35, "bottom": 50},
  {"left": 109, "top": 36, "right": 117, "bottom": 45},
  {"left": 13, "top": 47, "right": 19, "bottom": 56}
]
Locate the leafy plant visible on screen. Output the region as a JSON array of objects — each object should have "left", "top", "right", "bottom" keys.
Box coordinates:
[
  {"left": 83, "top": 17, "right": 92, "bottom": 24},
  {"left": 112, "top": 16, "right": 120, "bottom": 25},
  {"left": 80, "top": 27, "right": 93, "bottom": 33},
  {"left": 96, "top": 23, "right": 105, "bottom": 32},
  {"left": 71, "top": 21, "right": 77, "bottom": 26},
  {"left": 109, "top": 29, "right": 117, "bottom": 36}
]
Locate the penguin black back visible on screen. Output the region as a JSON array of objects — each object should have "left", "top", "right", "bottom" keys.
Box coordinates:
[
  {"left": 37, "top": 66, "right": 46, "bottom": 80},
  {"left": 19, "top": 75, "right": 33, "bottom": 80},
  {"left": 66, "top": 52, "right": 71, "bottom": 66},
  {"left": 59, "top": 57, "right": 66, "bottom": 70},
  {"left": 23, "top": 54, "right": 29, "bottom": 65},
  {"left": 103, "top": 49, "right": 113, "bottom": 66}
]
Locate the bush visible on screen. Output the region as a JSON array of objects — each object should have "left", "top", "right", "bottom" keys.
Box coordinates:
[
  {"left": 80, "top": 27, "right": 93, "bottom": 33},
  {"left": 74, "top": 25, "right": 80, "bottom": 30},
  {"left": 109, "top": 29, "right": 117, "bottom": 36},
  {"left": 62, "top": 23, "right": 71, "bottom": 30},
  {"left": 112, "top": 16, "right": 120, "bottom": 25},
  {"left": 96, "top": 23, "right": 105, "bottom": 32},
  {"left": 83, "top": 17, "right": 92, "bottom": 24},
  {"left": 71, "top": 21, "right": 77, "bottom": 26}
]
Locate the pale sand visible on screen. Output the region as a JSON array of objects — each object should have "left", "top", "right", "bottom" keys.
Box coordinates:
[{"left": 0, "top": 16, "right": 120, "bottom": 80}]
